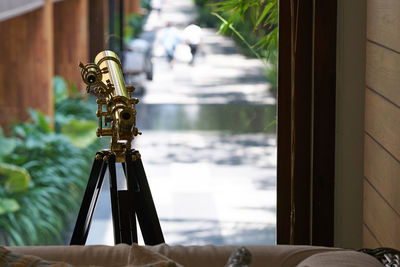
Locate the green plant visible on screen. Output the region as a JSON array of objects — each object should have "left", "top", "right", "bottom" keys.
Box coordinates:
[
  {"left": 141, "top": 0, "right": 151, "bottom": 10},
  {"left": 194, "top": 0, "right": 208, "bottom": 7},
  {"left": 0, "top": 129, "right": 30, "bottom": 222},
  {"left": 123, "top": 14, "right": 146, "bottom": 44},
  {"left": 0, "top": 77, "right": 104, "bottom": 245},
  {"left": 265, "top": 48, "right": 277, "bottom": 95},
  {"left": 212, "top": 0, "right": 278, "bottom": 59},
  {"left": 211, "top": 0, "right": 278, "bottom": 91},
  {"left": 53, "top": 76, "right": 99, "bottom": 146}
]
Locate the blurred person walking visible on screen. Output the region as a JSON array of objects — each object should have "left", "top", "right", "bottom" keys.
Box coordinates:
[
  {"left": 159, "top": 22, "right": 182, "bottom": 68},
  {"left": 182, "top": 24, "right": 202, "bottom": 65}
]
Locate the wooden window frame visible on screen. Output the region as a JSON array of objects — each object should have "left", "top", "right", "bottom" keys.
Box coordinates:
[{"left": 277, "top": 0, "right": 337, "bottom": 246}]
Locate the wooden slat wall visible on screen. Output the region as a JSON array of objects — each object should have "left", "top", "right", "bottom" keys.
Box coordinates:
[
  {"left": 363, "top": 224, "right": 381, "bottom": 249},
  {"left": 0, "top": 0, "right": 53, "bottom": 128},
  {"left": 54, "top": 0, "right": 88, "bottom": 90},
  {"left": 364, "top": 0, "right": 400, "bottom": 250}
]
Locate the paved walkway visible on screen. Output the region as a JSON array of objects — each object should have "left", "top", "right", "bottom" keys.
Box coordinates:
[{"left": 86, "top": 0, "right": 276, "bottom": 246}]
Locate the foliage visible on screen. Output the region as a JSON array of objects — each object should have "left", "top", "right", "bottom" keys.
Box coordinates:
[
  {"left": 53, "top": 76, "right": 98, "bottom": 136},
  {"left": 194, "top": 0, "right": 208, "bottom": 6},
  {"left": 61, "top": 119, "right": 98, "bottom": 148},
  {"left": 111, "top": 12, "right": 146, "bottom": 51},
  {"left": 265, "top": 48, "right": 277, "bottom": 95},
  {"left": 211, "top": 0, "right": 278, "bottom": 59},
  {"left": 0, "top": 77, "right": 104, "bottom": 245},
  {"left": 141, "top": 0, "right": 151, "bottom": 10},
  {"left": 0, "top": 128, "right": 16, "bottom": 161},
  {"left": 194, "top": 0, "right": 278, "bottom": 92},
  {"left": 123, "top": 14, "right": 146, "bottom": 45},
  {"left": 195, "top": 2, "right": 221, "bottom": 28}
]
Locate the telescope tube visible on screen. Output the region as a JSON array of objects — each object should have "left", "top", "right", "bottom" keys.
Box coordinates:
[{"left": 94, "top": 50, "right": 127, "bottom": 97}]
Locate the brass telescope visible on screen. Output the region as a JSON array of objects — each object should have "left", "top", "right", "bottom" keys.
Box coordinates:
[
  {"left": 72, "top": 51, "right": 164, "bottom": 245},
  {"left": 79, "top": 50, "right": 141, "bottom": 162}
]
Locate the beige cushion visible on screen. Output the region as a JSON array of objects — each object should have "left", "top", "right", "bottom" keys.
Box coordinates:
[
  {"left": 297, "top": 250, "right": 382, "bottom": 267},
  {"left": 148, "top": 244, "right": 342, "bottom": 267},
  {"left": 128, "top": 244, "right": 183, "bottom": 267},
  {"left": 0, "top": 246, "right": 71, "bottom": 266},
  {"left": 8, "top": 244, "right": 381, "bottom": 267},
  {"left": 7, "top": 244, "right": 181, "bottom": 267},
  {"left": 8, "top": 244, "right": 131, "bottom": 266}
]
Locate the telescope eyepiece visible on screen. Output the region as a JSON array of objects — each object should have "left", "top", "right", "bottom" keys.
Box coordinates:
[
  {"left": 87, "top": 74, "right": 96, "bottom": 84},
  {"left": 80, "top": 63, "right": 102, "bottom": 86}
]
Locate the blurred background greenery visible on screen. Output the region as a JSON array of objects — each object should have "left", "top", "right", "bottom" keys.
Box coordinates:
[{"left": 0, "top": 77, "right": 105, "bottom": 245}]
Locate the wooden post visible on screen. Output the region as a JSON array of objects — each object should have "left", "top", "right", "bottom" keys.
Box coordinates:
[
  {"left": 89, "top": 0, "right": 107, "bottom": 62},
  {"left": 53, "top": 0, "right": 89, "bottom": 90},
  {"left": 0, "top": 0, "right": 53, "bottom": 128},
  {"left": 124, "top": 0, "right": 141, "bottom": 15}
]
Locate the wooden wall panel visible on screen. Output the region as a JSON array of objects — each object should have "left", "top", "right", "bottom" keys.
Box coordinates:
[
  {"left": 364, "top": 134, "right": 400, "bottom": 213},
  {"left": 363, "top": 224, "right": 381, "bottom": 249},
  {"left": 366, "top": 42, "right": 400, "bottom": 106},
  {"left": 365, "top": 89, "right": 400, "bottom": 160},
  {"left": 367, "top": 0, "right": 400, "bottom": 51},
  {"left": 54, "top": 0, "right": 88, "bottom": 90},
  {"left": 364, "top": 181, "right": 400, "bottom": 249},
  {"left": 0, "top": 0, "right": 53, "bottom": 128},
  {"left": 364, "top": 0, "right": 400, "bottom": 250}
]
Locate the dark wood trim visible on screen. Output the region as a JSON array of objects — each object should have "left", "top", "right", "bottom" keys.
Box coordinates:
[
  {"left": 276, "top": 0, "right": 292, "bottom": 245},
  {"left": 277, "top": 0, "right": 336, "bottom": 246},
  {"left": 277, "top": 0, "right": 313, "bottom": 245},
  {"left": 312, "top": 0, "right": 337, "bottom": 246}
]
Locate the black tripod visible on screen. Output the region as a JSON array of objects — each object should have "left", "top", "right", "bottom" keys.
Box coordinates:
[{"left": 70, "top": 149, "right": 164, "bottom": 245}]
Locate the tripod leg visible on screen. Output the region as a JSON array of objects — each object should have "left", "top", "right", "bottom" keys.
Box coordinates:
[
  {"left": 107, "top": 153, "right": 123, "bottom": 244},
  {"left": 118, "top": 190, "right": 138, "bottom": 244},
  {"left": 119, "top": 162, "right": 139, "bottom": 244},
  {"left": 126, "top": 150, "right": 165, "bottom": 245},
  {"left": 70, "top": 152, "right": 107, "bottom": 245}
]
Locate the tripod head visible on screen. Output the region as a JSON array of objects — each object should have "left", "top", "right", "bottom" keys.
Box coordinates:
[{"left": 79, "top": 50, "right": 141, "bottom": 162}]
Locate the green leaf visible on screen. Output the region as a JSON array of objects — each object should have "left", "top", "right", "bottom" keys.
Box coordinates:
[
  {"left": 0, "top": 127, "right": 16, "bottom": 160},
  {"left": 0, "top": 198, "right": 20, "bottom": 215},
  {"left": 255, "top": 2, "right": 274, "bottom": 28},
  {"left": 61, "top": 119, "right": 98, "bottom": 148},
  {"left": 69, "top": 81, "right": 80, "bottom": 96},
  {"left": 19, "top": 214, "right": 38, "bottom": 243},
  {"left": 53, "top": 76, "right": 68, "bottom": 104},
  {"left": 212, "top": 12, "right": 263, "bottom": 61},
  {"left": 0, "top": 163, "right": 31, "bottom": 193},
  {"left": 27, "top": 109, "right": 52, "bottom": 133}
]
